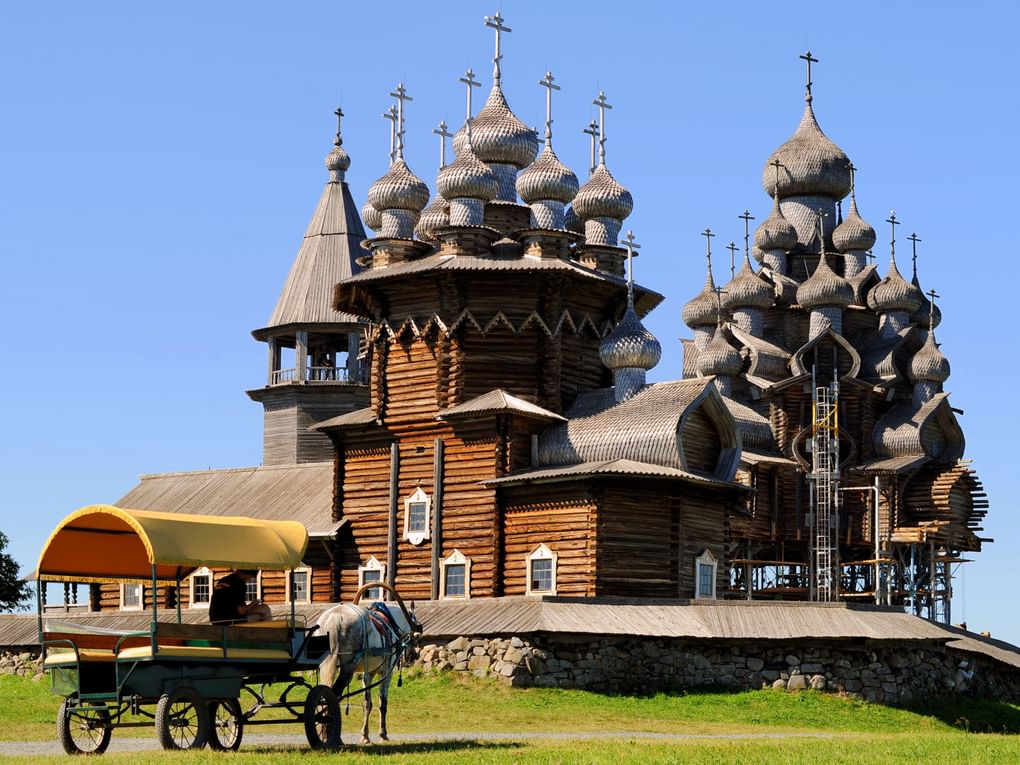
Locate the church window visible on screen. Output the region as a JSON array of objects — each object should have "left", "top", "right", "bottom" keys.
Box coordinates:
[
  {"left": 440, "top": 550, "right": 471, "bottom": 599},
  {"left": 403, "top": 487, "right": 431, "bottom": 545},
  {"left": 189, "top": 567, "right": 212, "bottom": 609},
  {"left": 526, "top": 544, "right": 557, "bottom": 596},
  {"left": 695, "top": 550, "right": 718, "bottom": 600},
  {"left": 358, "top": 557, "right": 386, "bottom": 601},
  {"left": 120, "top": 583, "right": 143, "bottom": 611}
]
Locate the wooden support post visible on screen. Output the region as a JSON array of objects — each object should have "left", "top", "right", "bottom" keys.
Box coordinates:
[
  {"left": 387, "top": 441, "right": 399, "bottom": 589},
  {"left": 430, "top": 438, "right": 445, "bottom": 600},
  {"left": 347, "top": 333, "right": 360, "bottom": 382},
  {"left": 295, "top": 331, "right": 308, "bottom": 382},
  {"left": 267, "top": 337, "right": 279, "bottom": 384}
]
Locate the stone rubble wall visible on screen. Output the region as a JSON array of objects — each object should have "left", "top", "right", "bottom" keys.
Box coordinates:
[
  {"left": 414, "top": 636, "right": 1020, "bottom": 704},
  {"left": 0, "top": 651, "right": 43, "bottom": 682}
]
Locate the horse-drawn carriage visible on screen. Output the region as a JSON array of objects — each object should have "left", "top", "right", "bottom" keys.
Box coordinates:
[{"left": 35, "top": 505, "right": 419, "bottom": 754}]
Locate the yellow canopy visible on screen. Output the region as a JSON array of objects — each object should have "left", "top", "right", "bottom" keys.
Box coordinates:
[{"left": 36, "top": 505, "right": 309, "bottom": 583}]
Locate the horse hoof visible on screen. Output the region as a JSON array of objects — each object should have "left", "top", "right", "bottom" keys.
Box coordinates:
[
  {"left": 359, "top": 737, "right": 371, "bottom": 745},
  {"left": 380, "top": 734, "right": 389, "bottom": 742}
]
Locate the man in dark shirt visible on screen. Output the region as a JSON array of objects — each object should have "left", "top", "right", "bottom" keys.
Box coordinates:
[{"left": 209, "top": 570, "right": 271, "bottom": 625}]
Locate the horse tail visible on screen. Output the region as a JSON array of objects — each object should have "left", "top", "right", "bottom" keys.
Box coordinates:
[
  {"left": 320, "top": 650, "right": 338, "bottom": 686},
  {"left": 318, "top": 608, "right": 338, "bottom": 684}
]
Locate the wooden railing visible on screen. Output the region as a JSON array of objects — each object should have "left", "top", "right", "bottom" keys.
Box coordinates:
[{"left": 270, "top": 366, "right": 351, "bottom": 385}]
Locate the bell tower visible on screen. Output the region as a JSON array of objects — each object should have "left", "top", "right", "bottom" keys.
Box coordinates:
[{"left": 248, "top": 109, "right": 369, "bottom": 465}]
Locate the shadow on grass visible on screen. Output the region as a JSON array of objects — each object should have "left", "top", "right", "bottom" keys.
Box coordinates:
[
  {"left": 898, "top": 696, "right": 1020, "bottom": 734},
  {"left": 246, "top": 741, "right": 520, "bottom": 757}
]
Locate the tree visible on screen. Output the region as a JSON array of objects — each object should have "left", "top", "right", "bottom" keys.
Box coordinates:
[{"left": 0, "top": 531, "right": 32, "bottom": 611}]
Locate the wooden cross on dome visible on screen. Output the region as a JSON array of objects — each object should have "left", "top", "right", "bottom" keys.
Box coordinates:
[
  {"left": 770, "top": 158, "right": 785, "bottom": 196},
  {"left": 623, "top": 230, "right": 641, "bottom": 306},
  {"left": 583, "top": 119, "right": 600, "bottom": 176},
  {"left": 459, "top": 68, "right": 481, "bottom": 140},
  {"left": 539, "top": 71, "right": 560, "bottom": 146},
  {"left": 927, "top": 288, "right": 940, "bottom": 330},
  {"left": 484, "top": 11, "right": 511, "bottom": 85},
  {"left": 333, "top": 106, "right": 344, "bottom": 147},
  {"left": 847, "top": 161, "right": 858, "bottom": 200},
  {"left": 815, "top": 208, "right": 829, "bottom": 256},
  {"left": 593, "top": 91, "right": 612, "bottom": 166},
  {"left": 726, "top": 242, "right": 739, "bottom": 278},
  {"left": 712, "top": 285, "right": 728, "bottom": 326},
  {"left": 433, "top": 120, "right": 452, "bottom": 170},
  {"left": 908, "top": 232, "right": 922, "bottom": 277},
  {"left": 382, "top": 106, "right": 398, "bottom": 164},
  {"left": 739, "top": 210, "right": 755, "bottom": 262},
  {"left": 388, "top": 83, "right": 413, "bottom": 160},
  {"left": 886, "top": 211, "right": 900, "bottom": 263},
  {"left": 800, "top": 51, "right": 818, "bottom": 101}
]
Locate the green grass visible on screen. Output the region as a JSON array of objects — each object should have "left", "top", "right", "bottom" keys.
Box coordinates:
[{"left": 3, "top": 670, "right": 1020, "bottom": 763}]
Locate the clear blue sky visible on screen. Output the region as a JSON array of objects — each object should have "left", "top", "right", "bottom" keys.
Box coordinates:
[{"left": 2, "top": 2, "right": 1017, "bottom": 640}]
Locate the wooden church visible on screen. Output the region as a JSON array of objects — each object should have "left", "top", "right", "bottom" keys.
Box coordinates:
[{"left": 87, "top": 17, "right": 986, "bottom": 624}]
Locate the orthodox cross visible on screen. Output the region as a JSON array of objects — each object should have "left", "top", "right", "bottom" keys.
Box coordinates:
[
  {"left": 739, "top": 210, "right": 755, "bottom": 263},
  {"left": 539, "top": 71, "right": 559, "bottom": 146},
  {"left": 484, "top": 11, "right": 511, "bottom": 85},
  {"left": 583, "top": 119, "right": 600, "bottom": 176},
  {"left": 800, "top": 50, "right": 818, "bottom": 101},
  {"left": 623, "top": 230, "right": 641, "bottom": 305},
  {"left": 770, "top": 158, "right": 785, "bottom": 196},
  {"left": 712, "top": 285, "right": 728, "bottom": 325},
  {"left": 907, "top": 232, "right": 922, "bottom": 277},
  {"left": 726, "top": 242, "right": 739, "bottom": 278},
  {"left": 593, "top": 91, "right": 613, "bottom": 165},
  {"left": 886, "top": 211, "right": 900, "bottom": 263},
  {"left": 388, "top": 83, "right": 412, "bottom": 160},
  {"left": 382, "top": 106, "right": 398, "bottom": 164},
  {"left": 927, "top": 288, "right": 940, "bottom": 330},
  {"left": 333, "top": 106, "right": 344, "bottom": 147},
  {"left": 459, "top": 68, "right": 481, "bottom": 140},
  {"left": 532, "top": 128, "right": 545, "bottom": 146},
  {"left": 433, "top": 120, "right": 452, "bottom": 170},
  {"left": 847, "top": 161, "right": 858, "bottom": 201}
]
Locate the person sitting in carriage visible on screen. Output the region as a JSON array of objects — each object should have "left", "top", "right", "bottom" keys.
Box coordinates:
[{"left": 209, "top": 569, "right": 272, "bottom": 625}]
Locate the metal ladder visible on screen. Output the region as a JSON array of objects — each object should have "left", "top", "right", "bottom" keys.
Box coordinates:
[{"left": 812, "top": 381, "right": 840, "bottom": 602}]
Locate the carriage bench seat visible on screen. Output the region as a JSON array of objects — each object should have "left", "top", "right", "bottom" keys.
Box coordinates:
[
  {"left": 43, "top": 648, "right": 117, "bottom": 666},
  {"left": 116, "top": 645, "right": 291, "bottom": 661}
]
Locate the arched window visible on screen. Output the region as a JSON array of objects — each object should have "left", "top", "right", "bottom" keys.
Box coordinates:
[
  {"left": 695, "top": 550, "right": 718, "bottom": 600},
  {"left": 358, "top": 557, "right": 386, "bottom": 601},
  {"left": 526, "top": 544, "right": 557, "bottom": 596},
  {"left": 440, "top": 550, "right": 471, "bottom": 599},
  {"left": 404, "top": 487, "right": 431, "bottom": 545}
]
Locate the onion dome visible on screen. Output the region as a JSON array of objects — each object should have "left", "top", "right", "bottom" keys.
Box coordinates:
[
  {"left": 437, "top": 143, "right": 499, "bottom": 202},
  {"left": 797, "top": 252, "right": 853, "bottom": 309},
  {"left": 754, "top": 196, "right": 798, "bottom": 252},
  {"left": 516, "top": 145, "right": 579, "bottom": 204},
  {"left": 832, "top": 197, "right": 876, "bottom": 252},
  {"left": 367, "top": 158, "right": 430, "bottom": 214},
  {"left": 415, "top": 195, "right": 449, "bottom": 241},
  {"left": 573, "top": 164, "right": 633, "bottom": 221},
  {"left": 909, "top": 332, "right": 950, "bottom": 384},
  {"left": 762, "top": 101, "right": 852, "bottom": 200},
  {"left": 867, "top": 256, "right": 923, "bottom": 314},
  {"left": 723, "top": 254, "right": 774, "bottom": 311},
  {"left": 599, "top": 305, "right": 662, "bottom": 371},
  {"left": 564, "top": 204, "right": 583, "bottom": 234},
  {"left": 696, "top": 326, "right": 742, "bottom": 377},
  {"left": 469, "top": 85, "right": 540, "bottom": 168},
  {"left": 326, "top": 143, "right": 351, "bottom": 177},
  {"left": 682, "top": 258, "right": 719, "bottom": 329},
  {"left": 361, "top": 200, "right": 382, "bottom": 233}
]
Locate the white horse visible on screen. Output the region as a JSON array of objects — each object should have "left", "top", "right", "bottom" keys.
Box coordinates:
[{"left": 317, "top": 584, "right": 422, "bottom": 744}]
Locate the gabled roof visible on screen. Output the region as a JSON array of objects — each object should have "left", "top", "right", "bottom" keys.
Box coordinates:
[
  {"left": 253, "top": 178, "right": 366, "bottom": 339},
  {"left": 116, "top": 462, "right": 341, "bottom": 537},
  {"left": 485, "top": 458, "right": 742, "bottom": 489},
  {"left": 437, "top": 389, "right": 566, "bottom": 422},
  {"left": 311, "top": 406, "right": 380, "bottom": 432}
]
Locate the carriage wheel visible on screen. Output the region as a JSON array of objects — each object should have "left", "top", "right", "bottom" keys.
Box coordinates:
[
  {"left": 303, "top": 684, "right": 341, "bottom": 750},
  {"left": 208, "top": 698, "right": 244, "bottom": 751},
  {"left": 155, "top": 687, "right": 210, "bottom": 750},
  {"left": 57, "top": 698, "right": 112, "bottom": 755}
]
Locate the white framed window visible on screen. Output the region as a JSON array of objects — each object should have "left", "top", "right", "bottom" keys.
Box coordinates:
[
  {"left": 440, "top": 549, "right": 471, "bottom": 600},
  {"left": 526, "top": 544, "right": 557, "bottom": 596},
  {"left": 245, "top": 571, "right": 263, "bottom": 603},
  {"left": 287, "top": 567, "right": 311, "bottom": 604},
  {"left": 403, "top": 487, "right": 431, "bottom": 545},
  {"left": 358, "top": 557, "right": 386, "bottom": 601},
  {"left": 120, "top": 583, "right": 143, "bottom": 611},
  {"left": 189, "top": 567, "right": 212, "bottom": 609},
  {"left": 695, "top": 549, "right": 718, "bottom": 600}
]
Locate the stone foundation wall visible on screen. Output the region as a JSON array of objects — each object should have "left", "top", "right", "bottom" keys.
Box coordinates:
[
  {"left": 0, "top": 650, "right": 43, "bottom": 681},
  {"left": 415, "top": 635, "right": 1020, "bottom": 704}
]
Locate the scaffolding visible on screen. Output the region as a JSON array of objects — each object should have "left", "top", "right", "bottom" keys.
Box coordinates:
[{"left": 810, "top": 377, "right": 840, "bottom": 602}]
